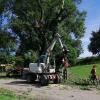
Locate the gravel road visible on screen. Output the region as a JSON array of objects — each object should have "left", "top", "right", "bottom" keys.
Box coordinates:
[{"left": 0, "top": 79, "right": 100, "bottom": 100}]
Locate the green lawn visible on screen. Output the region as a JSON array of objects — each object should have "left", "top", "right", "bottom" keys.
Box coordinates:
[
  {"left": 0, "top": 88, "right": 35, "bottom": 100},
  {"left": 0, "top": 72, "right": 6, "bottom": 76},
  {"left": 68, "top": 63, "right": 100, "bottom": 80},
  {"left": 0, "top": 88, "right": 16, "bottom": 100}
]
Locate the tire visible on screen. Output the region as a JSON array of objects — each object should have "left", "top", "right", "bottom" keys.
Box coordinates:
[
  {"left": 27, "top": 74, "right": 37, "bottom": 83},
  {"left": 40, "top": 75, "right": 49, "bottom": 86},
  {"left": 6, "top": 73, "right": 10, "bottom": 77},
  {"left": 33, "top": 74, "right": 37, "bottom": 82},
  {"left": 6, "top": 71, "right": 12, "bottom": 77}
]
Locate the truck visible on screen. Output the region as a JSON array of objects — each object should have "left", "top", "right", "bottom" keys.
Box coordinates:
[{"left": 23, "top": 33, "right": 69, "bottom": 86}]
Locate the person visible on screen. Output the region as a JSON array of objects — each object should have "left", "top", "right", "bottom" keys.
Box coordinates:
[
  {"left": 62, "top": 58, "right": 69, "bottom": 80},
  {"left": 91, "top": 65, "right": 98, "bottom": 80}
]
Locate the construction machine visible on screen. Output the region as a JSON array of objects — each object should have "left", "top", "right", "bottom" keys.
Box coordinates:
[{"left": 23, "top": 33, "right": 69, "bottom": 85}]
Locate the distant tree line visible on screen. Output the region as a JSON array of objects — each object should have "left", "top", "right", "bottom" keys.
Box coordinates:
[{"left": 76, "top": 56, "right": 100, "bottom": 65}]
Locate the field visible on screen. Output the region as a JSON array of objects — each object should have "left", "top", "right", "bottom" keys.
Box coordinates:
[
  {"left": 0, "top": 87, "right": 35, "bottom": 100},
  {"left": 0, "top": 88, "right": 16, "bottom": 100},
  {"left": 68, "top": 63, "right": 100, "bottom": 80}
]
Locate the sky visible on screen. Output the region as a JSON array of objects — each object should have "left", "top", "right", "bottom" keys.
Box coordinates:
[{"left": 79, "top": 0, "right": 100, "bottom": 58}]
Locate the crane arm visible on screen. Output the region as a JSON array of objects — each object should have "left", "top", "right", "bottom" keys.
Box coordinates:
[
  {"left": 46, "top": 33, "right": 68, "bottom": 66},
  {"left": 47, "top": 38, "right": 57, "bottom": 53},
  {"left": 47, "top": 33, "right": 65, "bottom": 53}
]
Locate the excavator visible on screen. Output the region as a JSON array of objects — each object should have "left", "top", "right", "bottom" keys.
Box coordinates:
[{"left": 23, "top": 33, "right": 69, "bottom": 85}]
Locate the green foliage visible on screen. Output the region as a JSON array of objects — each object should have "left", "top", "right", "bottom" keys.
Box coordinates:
[
  {"left": 64, "top": 63, "right": 100, "bottom": 87},
  {"left": 0, "top": 0, "right": 86, "bottom": 66},
  {"left": 0, "top": 88, "right": 16, "bottom": 100},
  {"left": 15, "top": 56, "right": 24, "bottom": 67},
  {"left": 69, "top": 63, "right": 100, "bottom": 79},
  {"left": 88, "top": 28, "right": 100, "bottom": 56},
  {"left": 0, "top": 52, "right": 15, "bottom": 64},
  {"left": 23, "top": 50, "right": 38, "bottom": 67},
  {"left": 6, "top": 55, "right": 16, "bottom": 64},
  {"left": 67, "top": 46, "right": 77, "bottom": 65},
  {"left": 0, "top": 30, "right": 16, "bottom": 54},
  {"left": 77, "top": 56, "right": 100, "bottom": 65},
  {"left": 55, "top": 46, "right": 77, "bottom": 71},
  {"left": 15, "top": 50, "right": 38, "bottom": 67},
  {"left": 0, "top": 52, "right": 7, "bottom": 63}
]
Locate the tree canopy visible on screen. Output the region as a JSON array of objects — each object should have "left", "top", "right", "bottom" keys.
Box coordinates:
[
  {"left": 0, "top": 30, "right": 16, "bottom": 53},
  {"left": 0, "top": 0, "right": 86, "bottom": 65},
  {"left": 88, "top": 28, "right": 100, "bottom": 56}
]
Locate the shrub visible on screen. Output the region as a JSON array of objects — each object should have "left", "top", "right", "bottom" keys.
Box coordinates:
[
  {"left": 15, "top": 56, "right": 24, "bottom": 67},
  {"left": 76, "top": 56, "right": 100, "bottom": 65}
]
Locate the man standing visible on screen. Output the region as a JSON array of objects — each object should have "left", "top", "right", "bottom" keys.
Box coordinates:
[
  {"left": 62, "top": 58, "right": 69, "bottom": 80},
  {"left": 91, "top": 65, "right": 98, "bottom": 80}
]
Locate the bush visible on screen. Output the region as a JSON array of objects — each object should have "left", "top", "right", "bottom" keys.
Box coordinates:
[
  {"left": 23, "top": 51, "right": 38, "bottom": 67},
  {"left": 15, "top": 56, "right": 24, "bottom": 67},
  {"left": 15, "top": 50, "right": 39, "bottom": 68},
  {"left": 76, "top": 56, "right": 100, "bottom": 65}
]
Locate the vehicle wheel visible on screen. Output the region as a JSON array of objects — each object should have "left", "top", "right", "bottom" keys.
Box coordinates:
[
  {"left": 6, "top": 71, "right": 12, "bottom": 77},
  {"left": 6, "top": 73, "right": 10, "bottom": 77},
  {"left": 27, "top": 74, "right": 34, "bottom": 83},
  {"left": 32, "top": 74, "right": 37, "bottom": 82},
  {"left": 40, "top": 75, "right": 49, "bottom": 86},
  {"left": 53, "top": 74, "right": 61, "bottom": 84}
]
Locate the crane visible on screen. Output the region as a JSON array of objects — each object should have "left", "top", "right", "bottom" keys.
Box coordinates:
[
  {"left": 23, "top": 33, "right": 69, "bottom": 85},
  {"left": 46, "top": 33, "right": 68, "bottom": 71}
]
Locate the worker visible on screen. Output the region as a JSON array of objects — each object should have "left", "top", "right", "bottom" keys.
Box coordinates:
[
  {"left": 91, "top": 64, "right": 98, "bottom": 80},
  {"left": 62, "top": 58, "right": 69, "bottom": 80}
]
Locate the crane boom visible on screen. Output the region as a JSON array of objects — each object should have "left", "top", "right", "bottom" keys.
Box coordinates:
[
  {"left": 47, "top": 33, "right": 65, "bottom": 54},
  {"left": 46, "top": 33, "right": 68, "bottom": 67},
  {"left": 24, "top": 33, "right": 69, "bottom": 86}
]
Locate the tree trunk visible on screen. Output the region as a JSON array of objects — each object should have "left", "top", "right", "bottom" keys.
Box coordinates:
[{"left": 40, "top": 33, "right": 49, "bottom": 55}]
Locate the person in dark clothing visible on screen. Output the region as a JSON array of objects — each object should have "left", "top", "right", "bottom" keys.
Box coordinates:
[
  {"left": 91, "top": 65, "right": 98, "bottom": 80},
  {"left": 62, "top": 58, "right": 69, "bottom": 80}
]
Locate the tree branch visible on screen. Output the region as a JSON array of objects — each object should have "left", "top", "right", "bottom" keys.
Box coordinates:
[{"left": 36, "top": 0, "right": 43, "bottom": 21}]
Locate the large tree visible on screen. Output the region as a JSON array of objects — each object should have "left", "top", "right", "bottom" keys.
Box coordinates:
[
  {"left": 0, "top": 0, "right": 86, "bottom": 64},
  {"left": 0, "top": 30, "right": 16, "bottom": 53},
  {"left": 0, "top": 13, "right": 16, "bottom": 55},
  {"left": 88, "top": 28, "right": 100, "bottom": 56},
  {"left": 0, "top": 7, "right": 16, "bottom": 64}
]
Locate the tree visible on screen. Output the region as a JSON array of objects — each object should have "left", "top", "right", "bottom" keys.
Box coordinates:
[
  {"left": 0, "top": 30, "right": 16, "bottom": 55},
  {"left": 0, "top": 30, "right": 16, "bottom": 64},
  {"left": 88, "top": 28, "right": 100, "bottom": 56},
  {"left": 0, "top": 0, "right": 86, "bottom": 65},
  {"left": 0, "top": 1, "right": 16, "bottom": 55}
]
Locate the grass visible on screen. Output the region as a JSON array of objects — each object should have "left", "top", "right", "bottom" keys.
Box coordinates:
[
  {"left": 62, "top": 63, "right": 100, "bottom": 87},
  {"left": 0, "top": 72, "right": 6, "bottom": 76},
  {"left": 0, "top": 88, "right": 38, "bottom": 100},
  {"left": 0, "top": 88, "right": 16, "bottom": 100},
  {"left": 68, "top": 63, "right": 100, "bottom": 80}
]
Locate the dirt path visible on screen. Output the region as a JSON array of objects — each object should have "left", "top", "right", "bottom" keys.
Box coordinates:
[{"left": 0, "top": 79, "right": 100, "bottom": 100}]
